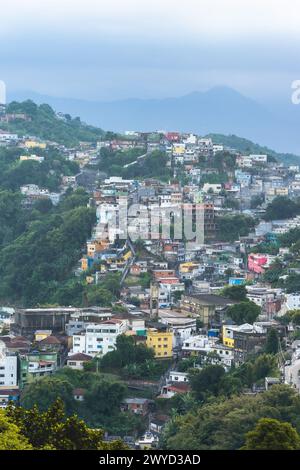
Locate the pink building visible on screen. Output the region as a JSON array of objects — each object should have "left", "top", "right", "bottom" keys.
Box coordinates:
[{"left": 248, "top": 253, "right": 268, "bottom": 274}]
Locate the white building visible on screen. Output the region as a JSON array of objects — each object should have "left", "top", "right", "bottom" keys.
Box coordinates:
[
  {"left": 0, "top": 130, "right": 18, "bottom": 142},
  {"left": 286, "top": 293, "right": 300, "bottom": 311},
  {"left": 168, "top": 371, "right": 189, "bottom": 383},
  {"left": 250, "top": 154, "right": 268, "bottom": 164},
  {"left": 213, "top": 144, "right": 224, "bottom": 154},
  {"left": 72, "top": 319, "right": 128, "bottom": 357},
  {"left": 202, "top": 183, "right": 222, "bottom": 194},
  {"left": 159, "top": 314, "right": 196, "bottom": 348},
  {"left": 285, "top": 358, "right": 300, "bottom": 392},
  {"left": 20, "top": 154, "right": 44, "bottom": 163},
  {"left": 0, "top": 341, "right": 18, "bottom": 387},
  {"left": 182, "top": 334, "right": 234, "bottom": 368}
]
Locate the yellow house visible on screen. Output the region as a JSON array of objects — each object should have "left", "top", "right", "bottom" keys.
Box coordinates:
[
  {"left": 35, "top": 330, "right": 52, "bottom": 342},
  {"left": 222, "top": 325, "right": 235, "bottom": 348},
  {"left": 172, "top": 144, "right": 185, "bottom": 156},
  {"left": 146, "top": 329, "right": 173, "bottom": 358},
  {"left": 87, "top": 240, "right": 109, "bottom": 258},
  {"left": 179, "top": 262, "right": 199, "bottom": 274},
  {"left": 24, "top": 140, "right": 47, "bottom": 149},
  {"left": 122, "top": 250, "right": 132, "bottom": 261}
]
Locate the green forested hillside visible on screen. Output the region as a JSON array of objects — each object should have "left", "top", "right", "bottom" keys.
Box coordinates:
[
  {"left": 0, "top": 147, "right": 79, "bottom": 191},
  {"left": 207, "top": 133, "right": 300, "bottom": 164},
  {"left": 1, "top": 100, "right": 104, "bottom": 146},
  {"left": 0, "top": 189, "right": 96, "bottom": 306}
]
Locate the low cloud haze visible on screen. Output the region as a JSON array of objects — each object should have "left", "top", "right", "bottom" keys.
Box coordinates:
[{"left": 0, "top": 0, "right": 299, "bottom": 104}]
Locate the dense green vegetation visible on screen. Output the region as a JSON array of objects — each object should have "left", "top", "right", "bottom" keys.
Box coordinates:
[
  {"left": 99, "top": 335, "right": 170, "bottom": 380},
  {"left": 0, "top": 188, "right": 96, "bottom": 306},
  {"left": 217, "top": 214, "right": 256, "bottom": 242},
  {"left": 264, "top": 196, "right": 300, "bottom": 221},
  {"left": 98, "top": 147, "right": 172, "bottom": 180},
  {"left": 20, "top": 369, "right": 144, "bottom": 437},
  {"left": 226, "top": 301, "right": 261, "bottom": 324},
  {"left": 2, "top": 101, "right": 104, "bottom": 146},
  {"left": 222, "top": 285, "right": 248, "bottom": 301},
  {"left": 207, "top": 133, "right": 299, "bottom": 165},
  {"left": 4, "top": 399, "right": 126, "bottom": 450},
  {"left": 0, "top": 146, "right": 78, "bottom": 191},
  {"left": 162, "top": 384, "right": 298, "bottom": 450},
  {"left": 242, "top": 418, "right": 300, "bottom": 450}
]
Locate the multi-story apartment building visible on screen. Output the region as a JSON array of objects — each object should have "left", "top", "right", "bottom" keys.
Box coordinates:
[
  {"left": 0, "top": 341, "right": 17, "bottom": 388},
  {"left": 72, "top": 319, "right": 128, "bottom": 357},
  {"left": 146, "top": 328, "right": 173, "bottom": 358}
]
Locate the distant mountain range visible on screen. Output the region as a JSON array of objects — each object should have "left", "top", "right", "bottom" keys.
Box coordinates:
[{"left": 7, "top": 86, "right": 300, "bottom": 156}]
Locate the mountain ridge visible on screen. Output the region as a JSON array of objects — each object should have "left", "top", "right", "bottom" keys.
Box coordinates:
[{"left": 8, "top": 86, "right": 300, "bottom": 154}]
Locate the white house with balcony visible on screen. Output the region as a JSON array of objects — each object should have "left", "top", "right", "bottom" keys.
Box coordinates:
[{"left": 72, "top": 319, "right": 128, "bottom": 357}]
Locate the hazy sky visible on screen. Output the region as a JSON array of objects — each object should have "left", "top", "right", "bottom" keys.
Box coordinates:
[{"left": 1, "top": 0, "right": 300, "bottom": 102}]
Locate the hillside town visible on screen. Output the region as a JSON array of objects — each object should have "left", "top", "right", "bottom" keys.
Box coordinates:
[{"left": 1, "top": 100, "right": 300, "bottom": 450}]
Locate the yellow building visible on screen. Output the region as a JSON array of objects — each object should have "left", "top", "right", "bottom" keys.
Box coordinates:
[
  {"left": 87, "top": 240, "right": 109, "bottom": 258},
  {"left": 222, "top": 325, "right": 235, "bottom": 348},
  {"left": 179, "top": 262, "right": 199, "bottom": 274},
  {"left": 35, "top": 330, "right": 52, "bottom": 342},
  {"left": 172, "top": 144, "right": 185, "bottom": 156},
  {"left": 122, "top": 250, "right": 132, "bottom": 261},
  {"left": 24, "top": 140, "right": 47, "bottom": 149},
  {"left": 146, "top": 328, "right": 173, "bottom": 358}
]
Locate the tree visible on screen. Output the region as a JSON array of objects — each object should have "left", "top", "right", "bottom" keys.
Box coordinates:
[
  {"left": 280, "top": 227, "right": 300, "bottom": 247},
  {"left": 252, "top": 354, "right": 278, "bottom": 382},
  {"left": 265, "top": 328, "right": 279, "bottom": 354},
  {"left": 222, "top": 285, "right": 247, "bottom": 302},
  {"left": 242, "top": 418, "right": 300, "bottom": 450},
  {"left": 251, "top": 194, "right": 264, "bottom": 209},
  {"left": 6, "top": 399, "right": 127, "bottom": 450},
  {"left": 189, "top": 365, "right": 225, "bottom": 401},
  {"left": 100, "top": 334, "right": 154, "bottom": 372},
  {"left": 282, "top": 274, "right": 300, "bottom": 294},
  {"left": 264, "top": 196, "right": 300, "bottom": 221},
  {"left": 263, "top": 259, "right": 284, "bottom": 284},
  {"left": 226, "top": 301, "right": 260, "bottom": 325},
  {"left": 0, "top": 189, "right": 96, "bottom": 306},
  {"left": 84, "top": 380, "right": 126, "bottom": 418},
  {"left": 217, "top": 214, "right": 256, "bottom": 242},
  {"left": 162, "top": 385, "right": 300, "bottom": 450},
  {"left": 21, "top": 376, "right": 76, "bottom": 413},
  {"left": 287, "top": 309, "right": 300, "bottom": 326},
  {"left": 0, "top": 410, "right": 32, "bottom": 450},
  {"left": 86, "top": 286, "right": 114, "bottom": 306}
]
